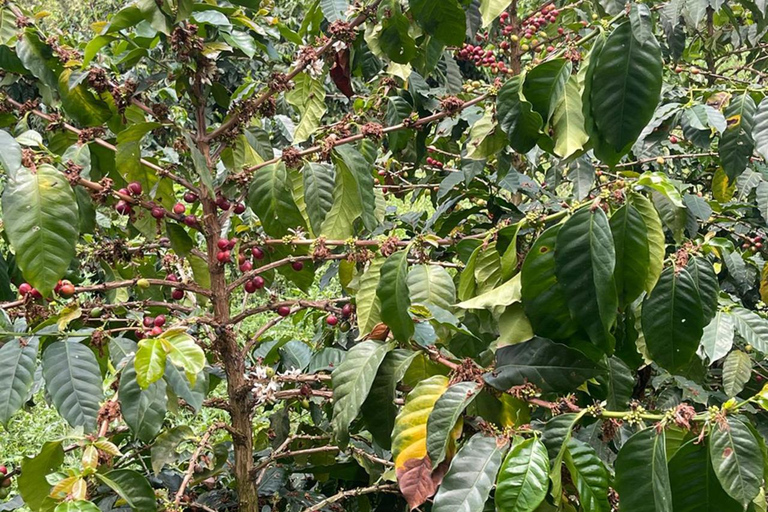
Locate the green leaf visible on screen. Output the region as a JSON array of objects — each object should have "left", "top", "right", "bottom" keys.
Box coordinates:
[
  {"left": 523, "top": 59, "right": 571, "bottom": 123},
  {"left": 754, "top": 96, "right": 768, "bottom": 162},
  {"left": 0, "top": 129, "right": 22, "bottom": 180},
  {"left": 16, "top": 30, "right": 58, "bottom": 95},
  {"left": 409, "top": 0, "right": 466, "bottom": 46},
  {"left": 320, "top": 0, "right": 347, "bottom": 21},
  {"left": 542, "top": 412, "right": 586, "bottom": 503},
  {"left": 427, "top": 381, "right": 482, "bottom": 466},
  {"left": 564, "top": 439, "right": 610, "bottom": 512},
  {"left": 521, "top": 225, "right": 578, "bottom": 340},
  {"left": 164, "top": 364, "right": 207, "bottom": 412},
  {"left": 496, "top": 75, "right": 543, "bottom": 153},
  {"left": 722, "top": 350, "right": 751, "bottom": 397},
  {"left": 473, "top": 242, "right": 502, "bottom": 294},
  {"left": 42, "top": 342, "right": 102, "bottom": 432},
  {"left": 2, "top": 164, "right": 79, "bottom": 296},
  {"left": 687, "top": 257, "right": 719, "bottom": 325},
  {"left": 555, "top": 207, "right": 617, "bottom": 353},
  {"left": 610, "top": 203, "right": 651, "bottom": 306},
  {"left": 376, "top": 251, "right": 413, "bottom": 342},
  {"left": 332, "top": 340, "right": 393, "bottom": 447},
  {"left": 332, "top": 146, "right": 377, "bottom": 232},
  {"left": 119, "top": 359, "right": 167, "bottom": 442},
  {"left": 302, "top": 162, "right": 335, "bottom": 235},
  {"left": 614, "top": 428, "right": 673, "bottom": 512},
  {"left": 96, "top": 469, "right": 157, "bottom": 512},
  {"left": 720, "top": 94, "right": 757, "bottom": 181},
  {"left": 357, "top": 258, "right": 384, "bottom": 336},
  {"left": 456, "top": 273, "right": 521, "bottom": 310},
  {"left": 485, "top": 337, "right": 604, "bottom": 393},
  {"left": 731, "top": 307, "right": 768, "bottom": 352},
  {"left": 151, "top": 425, "right": 195, "bottom": 475},
  {"left": 495, "top": 437, "right": 550, "bottom": 512},
  {"left": 479, "top": 0, "right": 512, "bottom": 27},
  {"left": 379, "top": 13, "right": 417, "bottom": 64},
  {"left": 631, "top": 193, "right": 665, "bottom": 292},
  {"left": 551, "top": 76, "right": 589, "bottom": 158},
  {"left": 589, "top": 21, "right": 662, "bottom": 165},
  {"left": 432, "top": 435, "right": 507, "bottom": 512},
  {"left": 361, "top": 349, "right": 417, "bottom": 449},
  {"left": 0, "top": 337, "right": 38, "bottom": 427},
  {"left": 286, "top": 73, "right": 327, "bottom": 143},
  {"left": 709, "top": 416, "right": 763, "bottom": 508},
  {"left": 408, "top": 264, "right": 456, "bottom": 310},
  {"left": 135, "top": 337, "right": 167, "bottom": 390},
  {"left": 598, "top": 356, "right": 634, "bottom": 410},
  {"left": 54, "top": 501, "right": 101, "bottom": 512},
  {"left": 115, "top": 123, "right": 174, "bottom": 209},
  {"left": 701, "top": 311, "right": 734, "bottom": 363},
  {"left": 669, "top": 438, "right": 742, "bottom": 512},
  {"left": 320, "top": 155, "right": 364, "bottom": 240},
  {"left": 247, "top": 162, "right": 307, "bottom": 237},
  {"left": 58, "top": 69, "right": 111, "bottom": 127},
  {"left": 18, "top": 441, "right": 64, "bottom": 512},
  {"left": 641, "top": 267, "right": 705, "bottom": 373}
]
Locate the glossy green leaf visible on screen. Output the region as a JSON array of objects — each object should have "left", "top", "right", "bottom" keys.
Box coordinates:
[
  {"left": 687, "top": 257, "right": 719, "bottom": 325},
  {"left": 730, "top": 307, "right": 768, "bottom": 352},
  {"left": 119, "top": 359, "right": 167, "bottom": 442},
  {"left": 302, "top": 162, "right": 335, "bottom": 235},
  {"left": 709, "top": 416, "right": 763, "bottom": 507},
  {"left": 0, "top": 337, "right": 38, "bottom": 427},
  {"left": 641, "top": 267, "right": 705, "bottom": 372},
  {"left": 589, "top": 21, "right": 662, "bottom": 165},
  {"left": 610, "top": 203, "right": 651, "bottom": 306},
  {"left": 564, "top": 439, "right": 610, "bottom": 512},
  {"left": 285, "top": 73, "right": 326, "bottom": 143},
  {"left": 58, "top": 69, "right": 111, "bottom": 126},
  {"left": 357, "top": 258, "right": 384, "bottom": 336},
  {"left": 555, "top": 207, "right": 617, "bottom": 353},
  {"left": 408, "top": 264, "right": 456, "bottom": 311},
  {"left": 523, "top": 59, "right": 571, "bottom": 123},
  {"left": 701, "top": 311, "right": 734, "bottom": 363},
  {"left": 427, "top": 381, "right": 482, "bottom": 466},
  {"left": 0, "top": 129, "right": 22, "bottom": 180},
  {"left": 409, "top": 0, "right": 466, "bottom": 46},
  {"left": 551, "top": 76, "right": 589, "bottom": 158},
  {"left": 614, "top": 428, "right": 672, "bottom": 512},
  {"left": 42, "top": 341, "right": 102, "bottom": 432},
  {"left": 720, "top": 93, "right": 757, "bottom": 181},
  {"left": 18, "top": 441, "right": 64, "bottom": 512},
  {"left": 669, "top": 438, "right": 741, "bottom": 512},
  {"left": 495, "top": 436, "right": 550, "bottom": 512},
  {"left": 432, "top": 435, "right": 507, "bottom": 512},
  {"left": 96, "top": 469, "right": 157, "bottom": 512},
  {"left": 496, "top": 74, "right": 544, "bottom": 153},
  {"left": 53, "top": 501, "right": 101, "bottom": 512},
  {"left": 376, "top": 251, "right": 413, "bottom": 342},
  {"left": 723, "top": 350, "right": 751, "bottom": 397},
  {"left": 332, "top": 340, "right": 393, "bottom": 447},
  {"left": 484, "top": 337, "right": 604, "bottom": 393},
  {"left": 2, "top": 164, "right": 79, "bottom": 297},
  {"left": 247, "top": 162, "right": 307, "bottom": 238}
]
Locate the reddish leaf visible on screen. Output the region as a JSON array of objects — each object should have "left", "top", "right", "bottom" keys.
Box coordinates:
[
  {"left": 396, "top": 456, "right": 449, "bottom": 510},
  {"left": 330, "top": 49, "right": 354, "bottom": 98}
]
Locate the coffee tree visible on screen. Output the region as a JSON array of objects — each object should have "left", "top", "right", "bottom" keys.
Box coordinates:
[{"left": 1, "top": 0, "right": 768, "bottom": 510}]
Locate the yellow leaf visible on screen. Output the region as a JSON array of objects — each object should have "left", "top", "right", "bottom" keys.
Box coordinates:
[
  {"left": 392, "top": 375, "right": 449, "bottom": 469},
  {"left": 712, "top": 168, "right": 735, "bottom": 203},
  {"left": 760, "top": 263, "right": 768, "bottom": 304},
  {"left": 82, "top": 445, "right": 98, "bottom": 470}
]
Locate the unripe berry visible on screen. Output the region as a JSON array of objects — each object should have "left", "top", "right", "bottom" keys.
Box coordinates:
[
  {"left": 183, "top": 192, "right": 198, "bottom": 203},
  {"left": 154, "top": 315, "right": 166, "bottom": 327},
  {"left": 171, "top": 289, "right": 184, "bottom": 300},
  {"left": 137, "top": 277, "right": 150, "bottom": 288},
  {"left": 326, "top": 314, "right": 339, "bottom": 326},
  {"left": 291, "top": 261, "right": 304, "bottom": 271},
  {"left": 173, "top": 203, "right": 186, "bottom": 215},
  {"left": 151, "top": 207, "right": 165, "bottom": 219},
  {"left": 127, "top": 181, "right": 142, "bottom": 196},
  {"left": 252, "top": 247, "right": 265, "bottom": 260},
  {"left": 277, "top": 306, "right": 291, "bottom": 317},
  {"left": 115, "top": 200, "right": 132, "bottom": 215},
  {"left": 58, "top": 282, "right": 75, "bottom": 298}
]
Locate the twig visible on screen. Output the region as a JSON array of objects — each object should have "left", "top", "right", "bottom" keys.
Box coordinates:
[
  {"left": 300, "top": 483, "right": 399, "bottom": 512},
  {"left": 173, "top": 422, "right": 226, "bottom": 507}
]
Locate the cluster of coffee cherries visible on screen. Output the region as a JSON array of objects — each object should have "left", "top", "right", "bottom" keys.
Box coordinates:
[
  {"left": 456, "top": 42, "right": 514, "bottom": 75},
  {"left": 742, "top": 235, "right": 763, "bottom": 253},
  {"left": 0, "top": 466, "right": 10, "bottom": 489},
  {"left": 165, "top": 274, "right": 185, "bottom": 301},
  {"left": 425, "top": 156, "right": 445, "bottom": 169},
  {"left": 521, "top": 4, "right": 562, "bottom": 38},
  {"left": 17, "top": 279, "right": 76, "bottom": 299},
  {"left": 136, "top": 313, "right": 166, "bottom": 339},
  {"left": 326, "top": 302, "right": 355, "bottom": 331}
]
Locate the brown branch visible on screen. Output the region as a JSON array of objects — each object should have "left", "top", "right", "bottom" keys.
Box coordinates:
[
  {"left": 300, "top": 483, "right": 400, "bottom": 512},
  {"left": 228, "top": 298, "right": 347, "bottom": 325},
  {"left": 173, "top": 422, "right": 226, "bottom": 508}
]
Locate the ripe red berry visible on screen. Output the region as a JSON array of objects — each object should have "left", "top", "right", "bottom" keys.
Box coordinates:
[
  {"left": 171, "top": 289, "right": 184, "bottom": 300},
  {"left": 59, "top": 282, "right": 76, "bottom": 298},
  {"left": 216, "top": 196, "right": 231, "bottom": 210},
  {"left": 342, "top": 303, "right": 354, "bottom": 317},
  {"left": 669, "top": 135, "right": 679, "bottom": 144},
  {"left": 217, "top": 250, "right": 231, "bottom": 263},
  {"left": 151, "top": 207, "right": 165, "bottom": 219},
  {"left": 167, "top": 274, "right": 179, "bottom": 282},
  {"left": 115, "top": 200, "right": 132, "bottom": 215},
  {"left": 127, "top": 181, "right": 142, "bottom": 196},
  {"left": 326, "top": 314, "right": 339, "bottom": 326},
  {"left": 143, "top": 316, "right": 155, "bottom": 328},
  {"left": 183, "top": 192, "right": 198, "bottom": 203},
  {"left": 173, "top": 203, "right": 186, "bottom": 215},
  {"left": 227, "top": 238, "right": 238, "bottom": 250},
  {"left": 234, "top": 203, "right": 246, "bottom": 214},
  {"left": 244, "top": 280, "right": 257, "bottom": 293},
  {"left": 217, "top": 239, "right": 230, "bottom": 250},
  {"left": 118, "top": 188, "right": 129, "bottom": 196},
  {"left": 557, "top": 27, "right": 564, "bottom": 34},
  {"left": 1, "top": 478, "right": 10, "bottom": 488},
  {"left": 277, "top": 306, "right": 291, "bottom": 317},
  {"left": 30, "top": 289, "right": 42, "bottom": 299},
  {"left": 252, "top": 276, "right": 266, "bottom": 289},
  {"left": 19, "top": 283, "right": 32, "bottom": 296},
  {"left": 291, "top": 261, "right": 304, "bottom": 271},
  {"left": 183, "top": 215, "right": 198, "bottom": 227},
  {"left": 150, "top": 326, "right": 163, "bottom": 336},
  {"left": 0, "top": 466, "right": 7, "bottom": 475},
  {"left": 547, "top": 45, "right": 555, "bottom": 52},
  {"left": 240, "top": 261, "right": 253, "bottom": 272},
  {"left": 154, "top": 315, "right": 166, "bottom": 327}
]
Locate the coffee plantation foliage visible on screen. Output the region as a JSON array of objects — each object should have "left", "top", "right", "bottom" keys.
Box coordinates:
[{"left": 2, "top": 0, "right": 768, "bottom": 510}]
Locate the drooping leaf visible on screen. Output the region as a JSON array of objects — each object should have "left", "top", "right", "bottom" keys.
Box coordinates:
[
  {"left": 614, "top": 428, "right": 673, "bottom": 512},
  {"left": 495, "top": 436, "right": 550, "bottom": 512},
  {"left": 357, "top": 258, "right": 384, "bottom": 336},
  {"left": 564, "top": 439, "right": 610, "bottom": 512},
  {"left": 551, "top": 76, "right": 589, "bottom": 158},
  {"left": 18, "top": 441, "right": 64, "bottom": 512},
  {"left": 332, "top": 340, "right": 393, "bottom": 447},
  {"left": 554, "top": 207, "right": 617, "bottom": 354},
  {"left": 709, "top": 416, "right": 763, "bottom": 508},
  {"left": 432, "top": 435, "right": 507, "bottom": 512},
  {"left": 427, "top": 381, "right": 482, "bottom": 466},
  {"left": 119, "top": 359, "right": 167, "bottom": 442},
  {"left": 135, "top": 337, "right": 167, "bottom": 390},
  {"left": 722, "top": 350, "right": 751, "bottom": 397},
  {"left": 484, "top": 337, "right": 604, "bottom": 393},
  {"left": 2, "top": 165, "right": 79, "bottom": 296},
  {"left": 302, "top": 162, "right": 335, "bottom": 235},
  {"left": 96, "top": 469, "right": 157, "bottom": 512},
  {"left": 42, "top": 341, "right": 102, "bottom": 432},
  {"left": 610, "top": 202, "right": 651, "bottom": 306},
  {"left": 376, "top": 251, "right": 413, "bottom": 342},
  {"left": 641, "top": 266, "right": 705, "bottom": 373},
  {"left": 0, "top": 337, "right": 38, "bottom": 427},
  {"left": 687, "top": 257, "right": 719, "bottom": 325}
]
